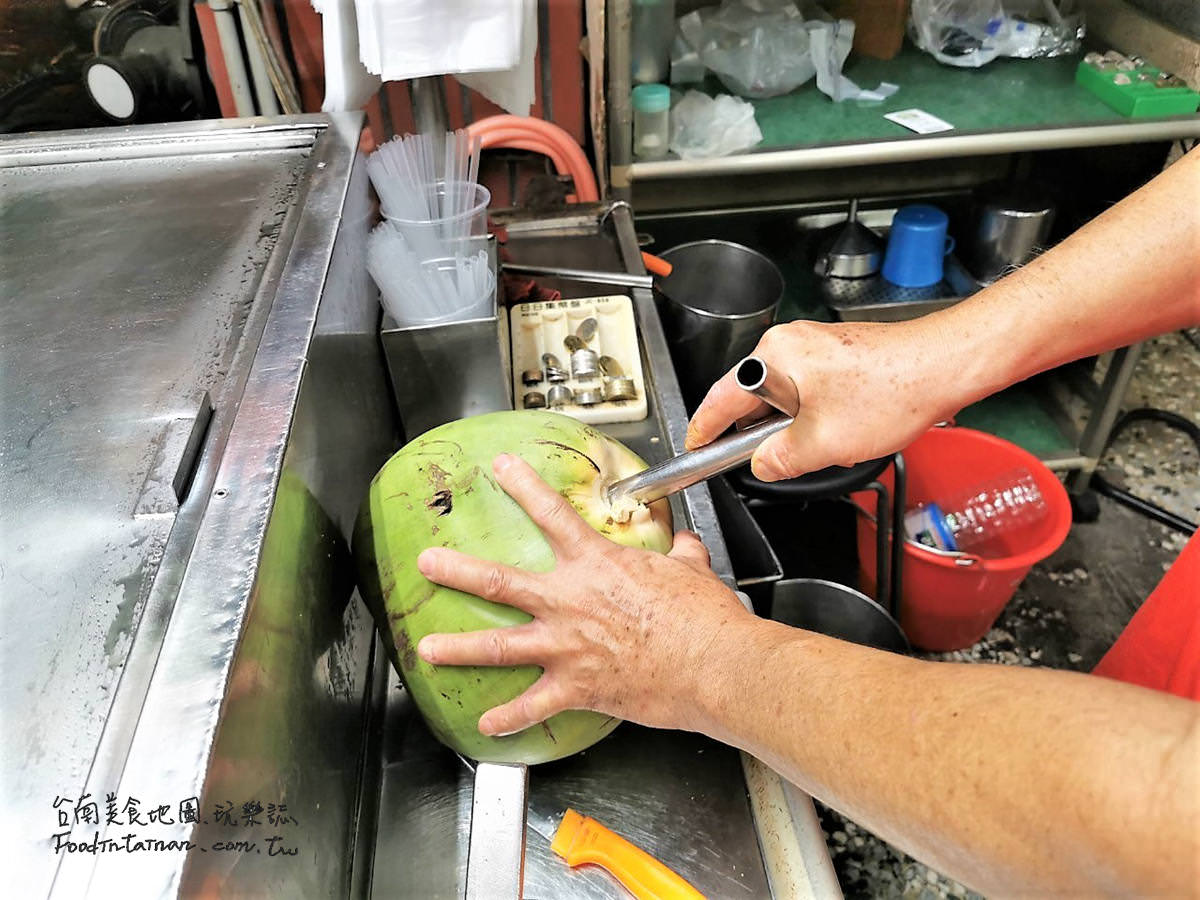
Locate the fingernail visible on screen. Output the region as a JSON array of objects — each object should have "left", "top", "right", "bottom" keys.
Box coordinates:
[
  {"left": 417, "top": 636, "right": 438, "bottom": 662},
  {"left": 416, "top": 548, "right": 438, "bottom": 575},
  {"left": 478, "top": 714, "right": 516, "bottom": 737},
  {"left": 750, "top": 457, "right": 779, "bottom": 482},
  {"left": 493, "top": 454, "right": 515, "bottom": 473}
]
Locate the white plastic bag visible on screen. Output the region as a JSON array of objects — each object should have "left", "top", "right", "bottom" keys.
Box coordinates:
[
  {"left": 674, "top": 0, "right": 816, "bottom": 99},
  {"left": 808, "top": 20, "right": 899, "bottom": 103},
  {"left": 668, "top": 90, "right": 763, "bottom": 159},
  {"left": 909, "top": 0, "right": 1084, "bottom": 68},
  {"left": 671, "top": 0, "right": 898, "bottom": 103}
]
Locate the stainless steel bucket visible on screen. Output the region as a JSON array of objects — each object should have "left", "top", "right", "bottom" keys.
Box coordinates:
[
  {"left": 772, "top": 578, "right": 910, "bottom": 653},
  {"left": 968, "top": 191, "right": 1055, "bottom": 284},
  {"left": 656, "top": 240, "right": 784, "bottom": 409}
]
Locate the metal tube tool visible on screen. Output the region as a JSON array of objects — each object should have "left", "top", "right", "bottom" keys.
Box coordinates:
[{"left": 604, "top": 357, "right": 800, "bottom": 506}]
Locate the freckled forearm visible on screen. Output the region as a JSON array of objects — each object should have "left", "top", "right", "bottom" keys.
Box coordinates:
[{"left": 690, "top": 620, "right": 1200, "bottom": 895}]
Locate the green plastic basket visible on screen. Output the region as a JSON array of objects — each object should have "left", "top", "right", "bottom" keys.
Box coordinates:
[{"left": 1076, "top": 61, "right": 1200, "bottom": 118}]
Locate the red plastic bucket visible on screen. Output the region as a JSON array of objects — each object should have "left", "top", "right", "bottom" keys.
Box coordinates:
[{"left": 852, "top": 427, "right": 1071, "bottom": 651}]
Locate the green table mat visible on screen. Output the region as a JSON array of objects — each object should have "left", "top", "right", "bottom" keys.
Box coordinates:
[{"left": 737, "top": 44, "right": 1130, "bottom": 150}]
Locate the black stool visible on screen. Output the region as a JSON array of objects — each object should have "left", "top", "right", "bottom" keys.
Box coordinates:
[{"left": 726, "top": 454, "right": 907, "bottom": 618}]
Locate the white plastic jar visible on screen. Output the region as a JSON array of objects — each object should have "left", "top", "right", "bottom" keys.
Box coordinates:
[{"left": 632, "top": 83, "right": 670, "bottom": 161}]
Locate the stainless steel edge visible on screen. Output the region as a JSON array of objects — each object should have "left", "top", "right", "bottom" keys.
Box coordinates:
[
  {"left": 349, "top": 637, "right": 392, "bottom": 900},
  {"left": 501, "top": 262, "right": 654, "bottom": 290},
  {"left": 741, "top": 759, "right": 841, "bottom": 899},
  {"left": 628, "top": 118, "right": 1200, "bottom": 181},
  {"left": 493, "top": 207, "right": 608, "bottom": 235},
  {"left": 175, "top": 126, "right": 396, "bottom": 898},
  {"left": 606, "top": 208, "right": 834, "bottom": 899},
  {"left": 0, "top": 115, "right": 335, "bottom": 167},
  {"left": 78, "top": 112, "right": 366, "bottom": 897},
  {"left": 607, "top": 202, "right": 738, "bottom": 587}
]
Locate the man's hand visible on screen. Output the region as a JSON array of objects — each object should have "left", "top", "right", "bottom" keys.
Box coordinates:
[
  {"left": 686, "top": 319, "right": 957, "bottom": 481},
  {"left": 415, "top": 453, "right": 753, "bottom": 737}
]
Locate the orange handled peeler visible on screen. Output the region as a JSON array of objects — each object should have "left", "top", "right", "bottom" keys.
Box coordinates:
[{"left": 550, "top": 808, "right": 705, "bottom": 900}]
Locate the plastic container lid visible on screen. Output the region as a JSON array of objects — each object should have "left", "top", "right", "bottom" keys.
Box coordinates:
[{"left": 632, "top": 83, "right": 671, "bottom": 114}]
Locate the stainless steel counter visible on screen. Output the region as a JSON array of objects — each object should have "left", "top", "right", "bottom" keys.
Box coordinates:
[
  {"left": 2, "top": 115, "right": 396, "bottom": 898},
  {"left": 4, "top": 119, "right": 835, "bottom": 898},
  {"left": 2, "top": 121, "right": 299, "bottom": 893}
]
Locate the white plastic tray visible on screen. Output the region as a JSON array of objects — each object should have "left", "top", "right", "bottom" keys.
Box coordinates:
[{"left": 509, "top": 294, "right": 648, "bottom": 424}]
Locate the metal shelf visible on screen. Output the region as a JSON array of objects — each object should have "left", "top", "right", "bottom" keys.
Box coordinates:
[
  {"left": 606, "top": 9, "right": 1200, "bottom": 187},
  {"left": 626, "top": 115, "right": 1200, "bottom": 181}
]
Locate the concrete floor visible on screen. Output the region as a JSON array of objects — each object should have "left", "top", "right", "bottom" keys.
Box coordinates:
[{"left": 813, "top": 330, "right": 1199, "bottom": 898}]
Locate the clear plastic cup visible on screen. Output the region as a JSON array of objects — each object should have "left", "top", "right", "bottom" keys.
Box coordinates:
[
  {"left": 381, "top": 180, "right": 490, "bottom": 261},
  {"left": 380, "top": 256, "right": 495, "bottom": 328}
]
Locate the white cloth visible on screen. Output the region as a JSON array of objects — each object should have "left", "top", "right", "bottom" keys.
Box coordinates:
[
  {"left": 317, "top": 0, "right": 381, "bottom": 111},
  {"left": 357, "top": 0, "right": 529, "bottom": 85},
  {"left": 455, "top": 0, "right": 537, "bottom": 116},
  {"left": 314, "top": 0, "right": 536, "bottom": 116}
]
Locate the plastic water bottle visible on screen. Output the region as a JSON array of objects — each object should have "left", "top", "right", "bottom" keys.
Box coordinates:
[{"left": 905, "top": 469, "right": 1048, "bottom": 552}]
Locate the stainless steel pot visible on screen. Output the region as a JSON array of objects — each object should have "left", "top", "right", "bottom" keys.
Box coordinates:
[
  {"left": 968, "top": 190, "right": 1055, "bottom": 283},
  {"left": 772, "top": 578, "right": 910, "bottom": 653},
  {"left": 656, "top": 240, "right": 784, "bottom": 409}
]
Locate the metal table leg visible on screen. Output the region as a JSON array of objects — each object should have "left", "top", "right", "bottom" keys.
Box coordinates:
[
  {"left": 1067, "top": 343, "right": 1143, "bottom": 494},
  {"left": 863, "top": 480, "right": 891, "bottom": 616},
  {"left": 859, "top": 453, "right": 906, "bottom": 620},
  {"left": 891, "top": 454, "right": 906, "bottom": 621}
]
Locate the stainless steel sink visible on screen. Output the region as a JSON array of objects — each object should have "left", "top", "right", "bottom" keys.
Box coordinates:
[
  {"left": 3, "top": 117, "right": 837, "bottom": 899},
  {"left": 2, "top": 114, "right": 398, "bottom": 899},
  {"left": 363, "top": 203, "right": 838, "bottom": 899}
]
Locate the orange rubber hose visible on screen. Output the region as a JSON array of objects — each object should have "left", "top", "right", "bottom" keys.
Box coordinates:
[{"left": 467, "top": 115, "right": 600, "bottom": 203}]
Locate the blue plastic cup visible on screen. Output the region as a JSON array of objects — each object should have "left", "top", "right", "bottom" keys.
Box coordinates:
[{"left": 882, "top": 205, "right": 955, "bottom": 288}]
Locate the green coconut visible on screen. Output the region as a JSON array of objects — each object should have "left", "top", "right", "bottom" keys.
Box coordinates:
[{"left": 353, "top": 410, "right": 673, "bottom": 764}]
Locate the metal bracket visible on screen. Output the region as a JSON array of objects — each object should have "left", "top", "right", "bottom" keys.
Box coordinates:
[{"left": 465, "top": 762, "right": 530, "bottom": 900}]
